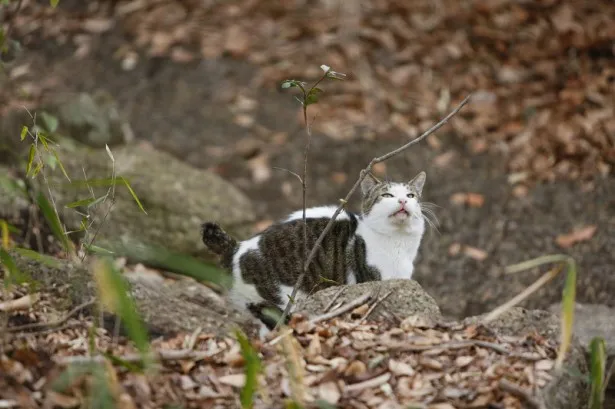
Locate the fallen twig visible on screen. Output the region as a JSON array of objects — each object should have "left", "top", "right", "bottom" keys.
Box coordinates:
[
  {"left": 391, "top": 339, "right": 541, "bottom": 361},
  {"left": 0, "top": 293, "right": 39, "bottom": 312},
  {"left": 360, "top": 288, "right": 395, "bottom": 324},
  {"left": 345, "top": 372, "right": 391, "bottom": 392},
  {"left": 278, "top": 93, "right": 472, "bottom": 327},
  {"left": 309, "top": 292, "right": 372, "bottom": 324},
  {"left": 499, "top": 379, "right": 545, "bottom": 409},
  {"left": 323, "top": 286, "right": 347, "bottom": 313},
  {"left": 8, "top": 299, "right": 94, "bottom": 332}
]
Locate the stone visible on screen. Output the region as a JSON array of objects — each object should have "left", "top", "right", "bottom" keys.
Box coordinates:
[
  {"left": 297, "top": 279, "right": 442, "bottom": 322},
  {"left": 35, "top": 141, "right": 256, "bottom": 256}
]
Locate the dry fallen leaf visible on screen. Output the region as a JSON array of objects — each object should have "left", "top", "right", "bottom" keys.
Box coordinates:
[
  {"left": 556, "top": 225, "right": 597, "bottom": 248},
  {"left": 463, "top": 246, "right": 488, "bottom": 261}
]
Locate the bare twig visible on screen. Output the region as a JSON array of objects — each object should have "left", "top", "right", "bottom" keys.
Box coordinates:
[
  {"left": 499, "top": 379, "right": 545, "bottom": 409},
  {"left": 277, "top": 93, "right": 473, "bottom": 327},
  {"left": 8, "top": 299, "right": 94, "bottom": 332},
  {"left": 360, "top": 289, "right": 395, "bottom": 324},
  {"left": 323, "top": 287, "right": 347, "bottom": 313},
  {"left": 345, "top": 373, "right": 391, "bottom": 392},
  {"left": 272, "top": 167, "right": 303, "bottom": 183},
  {"left": 309, "top": 292, "right": 372, "bottom": 324},
  {"left": 391, "top": 339, "right": 542, "bottom": 361},
  {"left": 482, "top": 264, "right": 563, "bottom": 323},
  {"left": 0, "top": 293, "right": 38, "bottom": 312}
]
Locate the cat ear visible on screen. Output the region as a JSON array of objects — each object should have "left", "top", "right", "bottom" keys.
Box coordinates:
[
  {"left": 408, "top": 171, "right": 426, "bottom": 195},
  {"left": 361, "top": 173, "right": 380, "bottom": 195}
]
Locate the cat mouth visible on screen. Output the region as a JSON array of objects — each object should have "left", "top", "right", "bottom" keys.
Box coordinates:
[{"left": 390, "top": 208, "right": 410, "bottom": 218}]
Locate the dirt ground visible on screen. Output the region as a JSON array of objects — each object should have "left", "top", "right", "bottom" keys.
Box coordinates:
[{"left": 1, "top": 0, "right": 614, "bottom": 319}]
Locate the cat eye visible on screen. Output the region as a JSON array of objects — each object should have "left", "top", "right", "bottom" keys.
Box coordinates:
[
  {"left": 381, "top": 193, "right": 394, "bottom": 198},
  {"left": 407, "top": 193, "right": 416, "bottom": 199}
]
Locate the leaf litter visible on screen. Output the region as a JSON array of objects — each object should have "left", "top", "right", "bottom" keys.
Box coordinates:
[{"left": 1, "top": 284, "right": 561, "bottom": 409}]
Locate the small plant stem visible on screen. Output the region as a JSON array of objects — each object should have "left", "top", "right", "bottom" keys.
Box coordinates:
[{"left": 276, "top": 93, "right": 472, "bottom": 328}]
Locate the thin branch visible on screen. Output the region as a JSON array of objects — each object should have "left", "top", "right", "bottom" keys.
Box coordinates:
[
  {"left": 278, "top": 93, "right": 473, "bottom": 326},
  {"left": 309, "top": 292, "right": 372, "bottom": 324},
  {"left": 323, "top": 287, "right": 346, "bottom": 313},
  {"left": 8, "top": 299, "right": 95, "bottom": 332},
  {"left": 498, "top": 379, "right": 545, "bottom": 409},
  {"left": 272, "top": 167, "right": 303, "bottom": 183},
  {"left": 360, "top": 289, "right": 395, "bottom": 324}
]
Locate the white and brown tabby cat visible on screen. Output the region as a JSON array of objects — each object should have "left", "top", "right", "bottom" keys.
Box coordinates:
[{"left": 201, "top": 172, "right": 435, "bottom": 332}]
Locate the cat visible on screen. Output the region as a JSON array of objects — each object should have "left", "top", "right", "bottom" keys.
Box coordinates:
[{"left": 201, "top": 171, "right": 435, "bottom": 333}]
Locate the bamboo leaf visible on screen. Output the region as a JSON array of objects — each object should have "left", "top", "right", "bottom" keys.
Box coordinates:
[
  {"left": 37, "top": 192, "right": 72, "bottom": 254},
  {"left": 26, "top": 144, "right": 35, "bottom": 176},
  {"left": 556, "top": 259, "right": 576, "bottom": 369},
  {"left": 588, "top": 337, "right": 606, "bottom": 409},
  {"left": 92, "top": 257, "right": 151, "bottom": 366},
  {"left": 65, "top": 197, "right": 99, "bottom": 208},
  {"left": 0, "top": 247, "right": 33, "bottom": 287},
  {"left": 0, "top": 219, "right": 10, "bottom": 249},
  {"left": 50, "top": 0, "right": 60, "bottom": 8},
  {"left": 52, "top": 149, "right": 71, "bottom": 182},
  {"left": 30, "top": 162, "right": 43, "bottom": 178},
  {"left": 13, "top": 248, "right": 61, "bottom": 268},
  {"left": 235, "top": 329, "right": 262, "bottom": 409},
  {"left": 119, "top": 176, "right": 147, "bottom": 214},
  {"left": 20, "top": 126, "right": 28, "bottom": 141}
]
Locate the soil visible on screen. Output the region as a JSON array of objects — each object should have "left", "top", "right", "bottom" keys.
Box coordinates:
[{"left": 1, "top": 0, "right": 614, "bottom": 320}]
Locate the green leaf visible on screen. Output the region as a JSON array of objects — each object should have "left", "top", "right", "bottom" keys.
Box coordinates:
[
  {"left": 93, "top": 257, "right": 151, "bottom": 366},
  {"left": 0, "top": 219, "right": 10, "bottom": 249},
  {"left": 84, "top": 244, "right": 115, "bottom": 256},
  {"left": 26, "top": 144, "right": 35, "bottom": 176},
  {"left": 41, "top": 112, "right": 59, "bottom": 133},
  {"left": 66, "top": 197, "right": 99, "bottom": 208},
  {"left": 281, "top": 81, "right": 296, "bottom": 89},
  {"left": 0, "top": 247, "right": 33, "bottom": 287},
  {"left": 588, "top": 337, "right": 606, "bottom": 409},
  {"left": 119, "top": 176, "right": 147, "bottom": 215},
  {"left": 37, "top": 192, "right": 72, "bottom": 254},
  {"left": 38, "top": 131, "right": 50, "bottom": 151},
  {"left": 13, "top": 248, "right": 61, "bottom": 268},
  {"left": 235, "top": 329, "right": 262, "bottom": 409},
  {"left": 20, "top": 126, "right": 28, "bottom": 141},
  {"left": 105, "top": 240, "right": 232, "bottom": 289},
  {"left": 50, "top": 0, "right": 60, "bottom": 8},
  {"left": 52, "top": 149, "right": 71, "bottom": 182},
  {"left": 557, "top": 259, "right": 576, "bottom": 368},
  {"left": 305, "top": 87, "right": 324, "bottom": 106},
  {"left": 103, "top": 352, "right": 143, "bottom": 373},
  {"left": 30, "top": 162, "right": 43, "bottom": 178}
]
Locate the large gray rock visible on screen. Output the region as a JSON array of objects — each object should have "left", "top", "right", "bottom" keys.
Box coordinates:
[{"left": 37, "top": 141, "right": 255, "bottom": 256}]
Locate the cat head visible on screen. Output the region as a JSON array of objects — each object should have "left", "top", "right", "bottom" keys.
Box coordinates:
[{"left": 360, "top": 171, "right": 427, "bottom": 234}]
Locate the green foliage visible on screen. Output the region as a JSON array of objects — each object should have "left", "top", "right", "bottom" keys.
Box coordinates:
[
  {"left": 109, "top": 241, "right": 232, "bottom": 289},
  {"left": 505, "top": 254, "right": 576, "bottom": 369},
  {"left": 50, "top": 0, "right": 60, "bottom": 8},
  {"left": 281, "top": 65, "right": 346, "bottom": 109},
  {"left": 13, "top": 247, "right": 61, "bottom": 268},
  {"left": 0, "top": 247, "right": 33, "bottom": 287},
  {"left": 235, "top": 329, "right": 262, "bottom": 409},
  {"left": 92, "top": 257, "right": 151, "bottom": 366},
  {"left": 588, "top": 337, "right": 606, "bottom": 409},
  {"left": 36, "top": 192, "right": 72, "bottom": 254}
]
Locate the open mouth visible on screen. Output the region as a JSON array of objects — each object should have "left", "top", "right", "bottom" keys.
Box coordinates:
[{"left": 390, "top": 208, "right": 410, "bottom": 217}]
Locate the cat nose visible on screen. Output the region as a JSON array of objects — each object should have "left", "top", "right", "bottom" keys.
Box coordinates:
[{"left": 398, "top": 198, "right": 407, "bottom": 204}]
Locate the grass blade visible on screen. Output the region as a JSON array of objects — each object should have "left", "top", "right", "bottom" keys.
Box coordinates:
[
  {"left": 0, "top": 219, "right": 10, "bottom": 249},
  {"left": 92, "top": 257, "right": 151, "bottom": 366},
  {"left": 37, "top": 192, "right": 72, "bottom": 254},
  {"left": 13, "top": 248, "right": 61, "bottom": 268},
  {"left": 65, "top": 197, "right": 100, "bottom": 208},
  {"left": 235, "top": 329, "right": 262, "bottom": 409},
  {"left": 556, "top": 259, "right": 576, "bottom": 369},
  {"left": 119, "top": 176, "right": 147, "bottom": 215},
  {"left": 52, "top": 148, "right": 71, "bottom": 182},
  {"left": 0, "top": 248, "right": 33, "bottom": 287},
  {"left": 588, "top": 337, "right": 606, "bottom": 409},
  {"left": 26, "top": 144, "right": 35, "bottom": 176}
]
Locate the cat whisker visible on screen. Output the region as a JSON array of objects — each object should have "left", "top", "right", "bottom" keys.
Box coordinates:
[{"left": 422, "top": 212, "right": 440, "bottom": 234}]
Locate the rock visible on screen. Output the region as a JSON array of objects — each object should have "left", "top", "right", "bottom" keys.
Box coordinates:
[
  {"left": 548, "top": 302, "right": 615, "bottom": 357},
  {"left": 465, "top": 307, "right": 589, "bottom": 409},
  {"left": 297, "top": 279, "right": 442, "bottom": 322},
  {"left": 35, "top": 141, "right": 255, "bottom": 256},
  {"left": 7, "top": 250, "right": 259, "bottom": 338},
  {"left": 49, "top": 90, "right": 132, "bottom": 148}
]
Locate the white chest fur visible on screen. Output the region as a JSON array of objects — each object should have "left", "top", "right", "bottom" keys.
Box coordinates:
[{"left": 356, "top": 221, "right": 424, "bottom": 279}]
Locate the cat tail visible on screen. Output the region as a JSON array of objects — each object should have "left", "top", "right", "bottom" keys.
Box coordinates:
[{"left": 201, "top": 222, "right": 238, "bottom": 260}]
